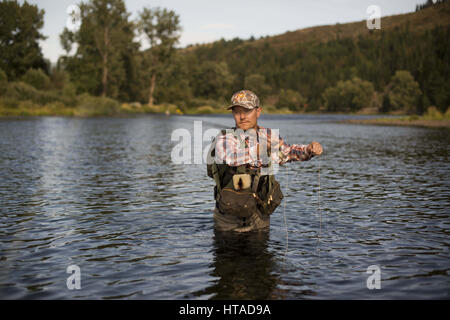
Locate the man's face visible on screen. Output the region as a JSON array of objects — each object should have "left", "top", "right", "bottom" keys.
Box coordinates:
[{"left": 232, "top": 106, "right": 261, "bottom": 131}]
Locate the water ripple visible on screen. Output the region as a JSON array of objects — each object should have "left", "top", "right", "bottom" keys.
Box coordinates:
[{"left": 0, "top": 115, "right": 448, "bottom": 299}]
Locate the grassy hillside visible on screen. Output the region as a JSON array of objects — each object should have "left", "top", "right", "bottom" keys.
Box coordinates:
[
  {"left": 187, "top": 2, "right": 450, "bottom": 51},
  {"left": 180, "top": 2, "right": 450, "bottom": 114}
]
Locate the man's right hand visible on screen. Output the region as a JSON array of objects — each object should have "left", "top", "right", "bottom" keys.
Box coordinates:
[{"left": 307, "top": 141, "right": 323, "bottom": 156}]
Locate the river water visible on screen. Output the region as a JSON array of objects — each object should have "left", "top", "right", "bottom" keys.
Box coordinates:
[{"left": 0, "top": 114, "right": 448, "bottom": 299}]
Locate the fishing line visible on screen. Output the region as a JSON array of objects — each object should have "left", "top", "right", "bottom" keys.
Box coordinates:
[
  {"left": 283, "top": 167, "right": 289, "bottom": 257},
  {"left": 283, "top": 151, "right": 323, "bottom": 258},
  {"left": 317, "top": 153, "right": 322, "bottom": 250}
]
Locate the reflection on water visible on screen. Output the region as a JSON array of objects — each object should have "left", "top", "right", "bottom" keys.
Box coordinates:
[
  {"left": 192, "top": 230, "right": 279, "bottom": 300},
  {"left": 0, "top": 115, "right": 449, "bottom": 299}
]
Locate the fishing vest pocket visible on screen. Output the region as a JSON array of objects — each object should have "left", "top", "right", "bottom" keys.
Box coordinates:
[
  {"left": 256, "top": 178, "right": 284, "bottom": 216},
  {"left": 217, "top": 188, "right": 258, "bottom": 218},
  {"left": 265, "top": 180, "right": 283, "bottom": 215},
  {"left": 232, "top": 174, "right": 251, "bottom": 190}
]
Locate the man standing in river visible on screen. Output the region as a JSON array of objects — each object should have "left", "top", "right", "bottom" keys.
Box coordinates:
[{"left": 207, "top": 90, "right": 323, "bottom": 232}]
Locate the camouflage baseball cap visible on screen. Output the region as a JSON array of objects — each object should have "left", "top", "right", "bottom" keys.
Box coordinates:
[{"left": 227, "top": 90, "right": 260, "bottom": 110}]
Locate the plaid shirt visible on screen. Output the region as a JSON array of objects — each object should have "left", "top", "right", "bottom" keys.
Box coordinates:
[{"left": 214, "top": 127, "right": 313, "bottom": 168}]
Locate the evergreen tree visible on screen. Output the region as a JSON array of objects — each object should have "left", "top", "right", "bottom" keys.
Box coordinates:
[
  {"left": 244, "top": 74, "right": 270, "bottom": 99},
  {"left": 0, "top": 0, "right": 48, "bottom": 80},
  {"left": 192, "top": 61, "right": 234, "bottom": 100},
  {"left": 0, "top": 68, "right": 7, "bottom": 95}
]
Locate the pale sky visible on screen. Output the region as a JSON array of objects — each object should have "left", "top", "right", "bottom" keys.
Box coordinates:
[{"left": 22, "top": 0, "right": 422, "bottom": 63}]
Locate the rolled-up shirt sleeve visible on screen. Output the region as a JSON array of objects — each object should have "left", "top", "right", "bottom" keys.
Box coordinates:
[{"left": 277, "top": 137, "right": 313, "bottom": 165}]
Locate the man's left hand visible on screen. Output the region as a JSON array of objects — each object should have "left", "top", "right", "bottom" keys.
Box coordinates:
[{"left": 307, "top": 141, "right": 323, "bottom": 156}]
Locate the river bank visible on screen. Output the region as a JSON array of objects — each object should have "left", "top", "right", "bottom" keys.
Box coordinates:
[
  {"left": 339, "top": 106, "right": 450, "bottom": 128},
  {"left": 1, "top": 100, "right": 448, "bottom": 130},
  {"left": 343, "top": 115, "right": 450, "bottom": 129},
  {"left": 0, "top": 101, "right": 293, "bottom": 117}
]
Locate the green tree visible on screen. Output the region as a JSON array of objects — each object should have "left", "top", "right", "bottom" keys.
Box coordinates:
[
  {"left": 192, "top": 61, "right": 234, "bottom": 100},
  {"left": 0, "top": 68, "right": 7, "bottom": 95},
  {"left": 0, "top": 0, "right": 48, "bottom": 80},
  {"left": 137, "top": 7, "right": 181, "bottom": 106},
  {"left": 60, "top": 0, "right": 137, "bottom": 98},
  {"left": 388, "top": 70, "right": 422, "bottom": 114},
  {"left": 49, "top": 66, "right": 69, "bottom": 91},
  {"left": 277, "top": 89, "right": 306, "bottom": 111},
  {"left": 154, "top": 54, "right": 192, "bottom": 106},
  {"left": 244, "top": 74, "right": 271, "bottom": 99},
  {"left": 0, "top": 69, "right": 7, "bottom": 84},
  {"left": 323, "top": 77, "right": 374, "bottom": 112},
  {"left": 21, "top": 68, "right": 51, "bottom": 90}
]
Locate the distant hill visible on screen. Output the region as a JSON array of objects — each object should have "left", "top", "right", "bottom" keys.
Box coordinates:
[
  {"left": 251, "top": 2, "right": 450, "bottom": 48},
  {"left": 180, "top": 1, "right": 450, "bottom": 113},
  {"left": 186, "top": 1, "right": 450, "bottom": 51}
]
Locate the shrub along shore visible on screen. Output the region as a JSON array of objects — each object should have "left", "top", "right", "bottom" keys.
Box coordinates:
[
  {"left": 0, "top": 94, "right": 295, "bottom": 117},
  {"left": 343, "top": 107, "right": 450, "bottom": 128},
  {"left": 0, "top": 69, "right": 295, "bottom": 117},
  {"left": 1, "top": 90, "right": 448, "bottom": 129},
  {"left": 0, "top": 69, "right": 447, "bottom": 127}
]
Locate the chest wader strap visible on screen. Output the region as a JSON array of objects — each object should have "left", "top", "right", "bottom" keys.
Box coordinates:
[
  {"left": 252, "top": 173, "right": 260, "bottom": 194},
  {"left": 211, "top": 161, "right": 222, "bottom": 193},
  {"left": 268, "top": 174, "right": 273, "bottom": 195},
  {"left": 265, "top": 159, "right": 274, "bottom": 195},
  {"left": 208, "top": 129, "right": 227, "bottom": 194}
]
